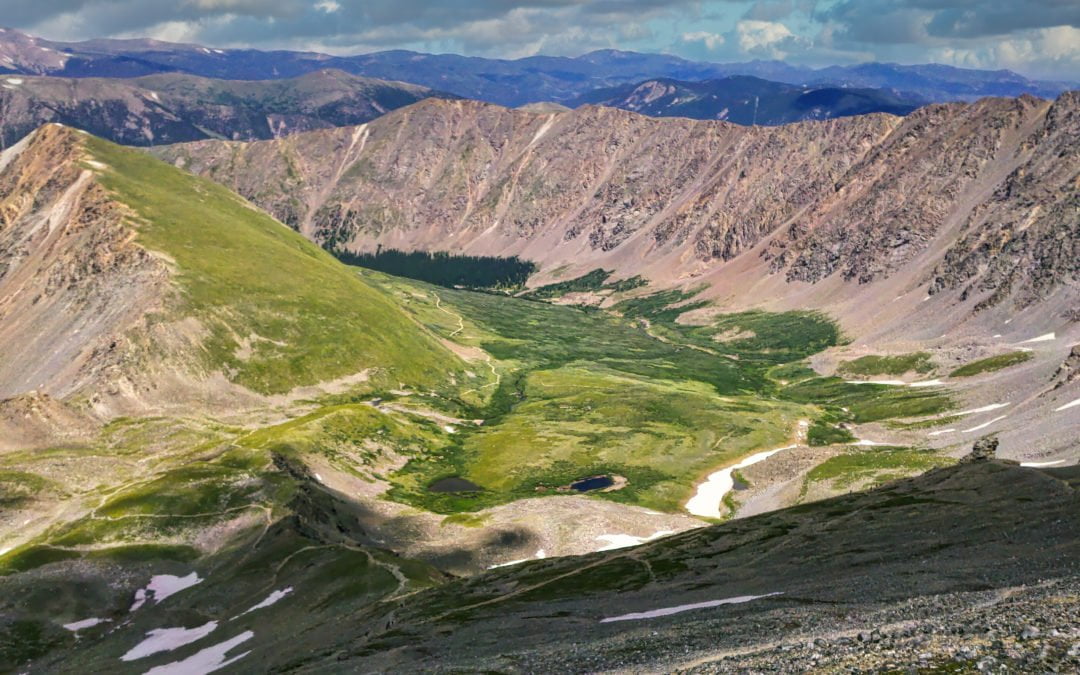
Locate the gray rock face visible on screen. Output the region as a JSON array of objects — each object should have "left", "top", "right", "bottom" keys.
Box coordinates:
[{"left": 967, "top": 436, "right": 1000, "bottom": 462}]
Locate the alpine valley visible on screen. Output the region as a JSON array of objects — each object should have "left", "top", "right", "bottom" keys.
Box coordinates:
[{"left": 0, "top": 23, "right": 1077, "bottom": 675}]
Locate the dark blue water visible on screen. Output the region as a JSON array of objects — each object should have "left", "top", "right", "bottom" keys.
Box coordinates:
[{"left": 570, "top": 475, "right": 614, "bottom": 492}]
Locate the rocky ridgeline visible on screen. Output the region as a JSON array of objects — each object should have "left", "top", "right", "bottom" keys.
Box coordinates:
[
  {"left": 678, "top": 579, "right": 1080, "bottom": 674},
  {"left": 159, "top": 91, "right": 1078, "bottom": 314}
]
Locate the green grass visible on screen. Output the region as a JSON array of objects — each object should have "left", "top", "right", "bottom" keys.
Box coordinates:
[
  {"left": 806, "top": 421, "right": 857, "bottom": 446},
  {"left": 805, "top": 448, "right": 953, "bottom": 490},
  {"left": 387, "top": 364, "right": 812, "bottom": 513},
  {"left": 949, "top": 351, "right": 1033, "bottom": 377},
  {"left": 782, "top": 377, "right": 953, "bottom": 423},
  {"left": 837, "top": 352, "right": 935, "bottom": 376},
  {"left": 86, "top": 135, "right": 462, "bottom": 395}
]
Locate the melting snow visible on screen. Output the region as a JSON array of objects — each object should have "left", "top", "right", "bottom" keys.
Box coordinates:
[
  {"left": 1021, "top": 460, "right": 1067, "bottom": 468},
  {"left": 4, "top": 78, "right": 23, "bottom": 85},
  {"left": 686, "top": 445, "right": 797, "bottom": 519},
  {"left": 927, "top": 429, "right": 956, "bottom": 437},
  {"left": 909, "top": 379, "right": 945, "bottom": 388},
  {"left": 596, "top": 530, "right": 675, "bottom": 552},
  {"left": 600, "top": 592, "right": 784, "bottom": 623},
  {"left": 955, "top": 402, "right": 1009, "bottom": 416},
  {"left": 1019, "top": 332, "right": 1055, "bottom": 343},
  {"left": 1055, "top": 398, "right": 1080, "bottom": 412},
  {"left": 234, "top": 588, "right": 292, "bottom": 619},
  {"left": 63, "top": 617, "right": 110, "bottom": 632},
  {"left": 488, "top": 547, "right": 549, "bottom": 569},
  {"left": 852, "top": 439, "right": 887, "bottom": 446},
  {"left": 846, "top": 379, "right": 905, "bottom": 386},
  {"left": 143, "top": 631, "right": 253, "bottom": 675},
  {"left": 961, "top": 415, "right": 1008, "bottom": 433},
  {"left": 443, "top": 425, "right": 457, "bottom": 434},
  {"left": 121, "top": 621, "right": 218, "bottom": 661},
  {"left": 129, "top": 572, "right": 203, "bottom": 612}
]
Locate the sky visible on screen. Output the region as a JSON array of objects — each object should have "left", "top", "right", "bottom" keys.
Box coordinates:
[{"left": 3, "top": 0, "right": 1079, "bottom": 80}]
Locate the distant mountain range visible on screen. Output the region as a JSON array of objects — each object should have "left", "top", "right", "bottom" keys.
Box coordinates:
[
  {"left": 569, "top": 76, "right": 923, "bottom": 123},
  {"left": 0, "top": 69, "right": 450, "bottom": 147},
  {"left": 0, "top": 27, "right": 1073, "bottom": 107}
]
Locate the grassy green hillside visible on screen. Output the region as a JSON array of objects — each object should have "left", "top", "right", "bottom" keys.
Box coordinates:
[{"left": 85, "top": 135, "right": 462, "bottom": 395}]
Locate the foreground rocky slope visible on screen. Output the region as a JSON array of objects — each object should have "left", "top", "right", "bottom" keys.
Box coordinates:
[
  {"left": 8, "top": 452, "right": 1076, "bottom": 672},
  {"left": 0, "top": 69, "right": 449, "bottom": 147},
  {"left": 159, "top": 92, "right": 1079, "bottom": 321}
]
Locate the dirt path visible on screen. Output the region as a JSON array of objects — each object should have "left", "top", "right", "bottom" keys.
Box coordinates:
[{"left": 432, "top": 291, "right": 464, "bottom": 337}]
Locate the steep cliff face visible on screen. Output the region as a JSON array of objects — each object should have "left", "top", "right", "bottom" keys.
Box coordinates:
[{"left": 157, "top": 93, "right": 1078, "bottom": 316}]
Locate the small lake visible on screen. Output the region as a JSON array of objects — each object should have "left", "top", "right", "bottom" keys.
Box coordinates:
[
  {"left": 570, "top": 475, "right": 614, "bottom": 492},
  {"left": 428, "top": 476, "right": 483, "bottom": 493}
]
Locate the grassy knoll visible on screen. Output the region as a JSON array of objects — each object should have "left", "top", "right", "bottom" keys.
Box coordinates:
[
  {"left": 804, "top": 447, "right": 954, "bottom": 492},
  {"left": 949, "top": 351, "right": 1033, "bottom": 377},
  {"left": 837, "top": 352, "right": 935, "bottom": 376},
  {"left": 86, "top": 136, "right": 462, "bottom": 395}
]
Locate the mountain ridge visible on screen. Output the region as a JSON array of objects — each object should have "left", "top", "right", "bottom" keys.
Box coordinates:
[
  {"left": 0, "top": 69, "right": 454, "bottom": 148},
  {"left": 0, "top": 26, "right": 1073, "bottom": 106},
  {"left": 155, "top": 91, "right": 1079, "bottom": 328}
]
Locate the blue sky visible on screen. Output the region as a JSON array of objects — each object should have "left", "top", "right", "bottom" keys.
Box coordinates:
[{"left": 5, "top": 1, "right": 1079, "bottom": 79}]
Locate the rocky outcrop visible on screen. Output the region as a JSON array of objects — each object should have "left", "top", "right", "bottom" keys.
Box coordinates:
[
  {"left": 158, "top": 92, "right": 1078, "bottom": 315},
  {"left": 0, "top": 125, "right": 169, "bottom": 410}
]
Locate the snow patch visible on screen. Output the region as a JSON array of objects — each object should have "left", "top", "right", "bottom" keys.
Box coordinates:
[
  {"left": 234, "top": 587, "right": 292, "bottom": 619},
  {"left": 909, "top": 379, "right": 945, "bottom": 388},
  {"left": 1021, "top": 460, "right": 1067, "bottom": 468},
  {"left": 143, "top": 631, "right": 253, "bottom": 675},
  {"left": 846, "top": 379, "right": 905, "bottom": 386},
  {"left": 4, "top": 77, "right": 23, "bottom": 85},
  {"left": 129, "top": 572, "right": 202, "bottom": 612},
  {"left": 686, "top": 445, "right": 797, "bottom": 519},
  {"left": 63, "top": 617, "right": 110, "bottom": 632},
  {"left": 121, "top": 621, "right": 218, "bottom": 661},
  {"left": 1054, "top": 398, "right": 1080, "bottom": 412},
  {"left": 961, "top": 415, "right": 1008, "bottom": 433},
  {"left": 595, "top": 530, "right": 675, "bottom": 552},
  {"left": 443, "top": 425, "right": 456, "bottom": 434},
  {"left": 927, "top": 429, "right": 955, "bottom": 437},
  {"left": 852, "top": 439, "right": 887, "bottom": 446},
  {"left": 954, "top": 402, "right": 1009, "bottom": 416},
  {"left": 600, "top": 592, "right": 784, "bottom": 623},
  {"left": 1019, "top": 332, "right": 1055, "bottom": 343}
]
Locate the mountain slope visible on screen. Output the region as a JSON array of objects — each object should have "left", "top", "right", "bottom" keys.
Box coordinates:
[
  {"left": 0, "top": 124, "right": 462, "bottom": 418},
  {"left": 156, "top": 93, "right": 1079, "bottom": 322},
  {"left": 0, "top": 27, "right": 1072, "bottom": 106},
  {"left": 570, "top": 76, "right": 922, "bottom": 123},
  {"left": 12, "top": 456, "right": 1078, "bottom": 672},
  {"left": 0, "top": 69, "right": 451, "bottom": 147}
]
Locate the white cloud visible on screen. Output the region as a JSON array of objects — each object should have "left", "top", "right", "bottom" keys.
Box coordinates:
[
  {"left": 736, "top": 19, "right": 801, "bottom": 58},
  {"left": 931, "top": 25, "right": 1080, "bottom": 79},
  {"left": 314, "top": 0, "right": 339, "bottom": 13},
  {"left": 680, "top": 31, "right": 724, "bottom": 51}
]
